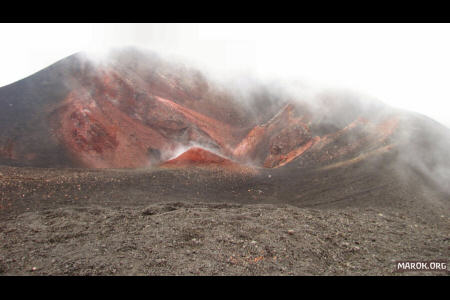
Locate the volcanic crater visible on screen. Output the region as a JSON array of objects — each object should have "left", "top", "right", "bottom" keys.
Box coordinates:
[
  {"left": 0, "top": 48, "right": 449, "bottom": 275},
  {"left": 0, "top": 49, "right": 404, "bottom": 171}
]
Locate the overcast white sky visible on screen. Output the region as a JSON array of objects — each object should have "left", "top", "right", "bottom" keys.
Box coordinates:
[{"left": 0, "top": 23, "right": 449, "bottom": 127}]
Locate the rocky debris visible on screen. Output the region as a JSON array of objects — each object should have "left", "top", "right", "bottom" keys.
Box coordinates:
[
  {"left": 0, "top": 203, "right": 447, "bottom": 276},
  {"left": 0, "top": 144, "right": 448, "bottom": 276}
]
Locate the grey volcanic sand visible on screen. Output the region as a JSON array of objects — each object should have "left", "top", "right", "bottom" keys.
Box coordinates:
[
  {"left": 0, "top": 203, "right": 448, "bottom": 275},
  {"left": 0, "top": 153, "right": 449, "bottom": 275}
]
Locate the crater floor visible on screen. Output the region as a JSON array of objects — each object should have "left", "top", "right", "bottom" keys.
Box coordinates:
[{"left": 0, "top": 153, "right": 448, "bottom": 275}]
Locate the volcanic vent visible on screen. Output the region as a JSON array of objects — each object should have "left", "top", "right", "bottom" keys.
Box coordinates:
[{"left": 161, "top": 147, "right": 238, "bottom": 168}]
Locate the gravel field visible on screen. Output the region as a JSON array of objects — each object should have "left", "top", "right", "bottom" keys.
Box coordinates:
[{"left": 0, "top": 156, "right": 449, "bottom": 276}]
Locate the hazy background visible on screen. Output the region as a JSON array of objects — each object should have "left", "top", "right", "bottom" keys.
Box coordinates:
[{"left": 0, "top": 23, "right": 449, "bottom": 127}]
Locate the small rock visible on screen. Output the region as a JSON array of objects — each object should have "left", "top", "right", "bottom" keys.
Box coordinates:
[
  {"left": 287, "top": 230, "right": 295, "bottom": 235},
  {"left": 142, "top": 207, "right": 156, "bottom": 216}
]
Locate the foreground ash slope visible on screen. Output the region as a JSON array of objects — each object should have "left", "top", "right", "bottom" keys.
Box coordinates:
[
  {"left": 2, "top": 47, "right": 446, "bottom": 173},
  {"left": 1, "top": 202, "right": 448, "bottom": 275}
]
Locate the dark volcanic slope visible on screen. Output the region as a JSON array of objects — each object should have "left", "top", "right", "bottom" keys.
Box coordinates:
[
  {"left": 0, "top": 47, "right": 421, "bottom": 172},
  {"left": 1, "top": 47, "right": 449, "bottom": 208},
  {"left": 0, "top": 151, "right": 449, "bottom": 275},
  {"left": 0, "top": 49, "right": 253, "bottom": 168},
  {"left": 0, "top": 55, "right": 77, "bottom": 167},
  {"left": 1, "top": 48, "right": 449, "bottom": 198}
]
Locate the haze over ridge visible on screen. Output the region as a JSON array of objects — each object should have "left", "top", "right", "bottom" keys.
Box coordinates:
[{"left": 0, "top": 23, "right": 449, "bottom": 127}]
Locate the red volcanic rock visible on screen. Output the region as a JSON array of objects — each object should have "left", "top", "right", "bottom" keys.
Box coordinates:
[
  {"left": 0, "top": 48, "right": 406, "bottom": 170},
  {"left": 55, "top": 91, "right": 176, "bottom": 168},
  {"left": 50, "top": 58, "right": 248, "bottom": 169},
  {"left": 375, "top": 117, "right": 399, "bottom": 142},
  {"left": 232, "top": 104, "right": 317, "bottom": 166},
  {"left": 154, "top": 96, "right": 239, "bottom": 151},
  {"left": 264, "top": 137, "right": 319, "bottom": 168},
  {"left": 233, "top": 104, "right": 295, "bottom": 161},
  {"left": 233, "top": 125, "right": 266, "bottom": 160},
  {"left": 294, "top": 116, "right": 400, "bottom": 168},
  {"left": 160, "top": 147, "right": 239, "bottom": 169}
]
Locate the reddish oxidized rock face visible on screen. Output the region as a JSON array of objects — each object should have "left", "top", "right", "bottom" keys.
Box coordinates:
[
  {"left": 0, "top": 49, "right": 401, "bottom": 170},
  {"left": 161, "top": 147, "right": 236, "bottom": 168}
]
